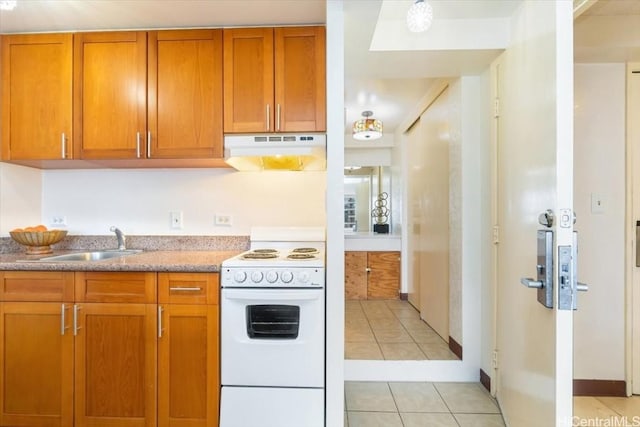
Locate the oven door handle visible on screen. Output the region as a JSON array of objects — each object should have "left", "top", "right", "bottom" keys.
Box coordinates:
[{"left": 223, "top": 289, "right": 322, "bottom": 301}]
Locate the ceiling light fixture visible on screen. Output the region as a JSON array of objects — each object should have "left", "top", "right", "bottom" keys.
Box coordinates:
[
  {"left": 353, "top": 111, "right": 383, "bottom": 141},
  {"left": 406, "top": 0, "right": 433, "bottom": 33},
  {"left": 0, "top": 0, "right": 16, "bottom": 10}
]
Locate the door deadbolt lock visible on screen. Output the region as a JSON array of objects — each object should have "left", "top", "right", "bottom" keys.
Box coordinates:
[{"left": 538, "top": 209, "right": 554, "bottom": 228}]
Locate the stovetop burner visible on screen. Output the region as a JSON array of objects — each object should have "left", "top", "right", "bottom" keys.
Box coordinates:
[
  {"left": 291, "top": 247, "right": 319, "bottom": 254},
  {"left": 253, "top": 249, "right": 279, "bottom": 254},
  {"left": 287, "top": 253, "right": 317, "bottom": 260},
  {"left": 242, "top": 252, "right": 279, "bottom": 260}
]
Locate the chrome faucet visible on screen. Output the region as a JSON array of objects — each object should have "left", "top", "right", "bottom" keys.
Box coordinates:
[{"left": 110, "top": 226, "right": 126, "bottom": 250}]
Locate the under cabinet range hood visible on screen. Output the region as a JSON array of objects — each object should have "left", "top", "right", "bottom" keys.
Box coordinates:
[{"left": 224, "top": 134, "right": 326, "bottom": 171}]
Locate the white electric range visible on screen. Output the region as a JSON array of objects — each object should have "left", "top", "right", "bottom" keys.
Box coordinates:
[{"left": 219, "top": 227, "right": 325, "bottom": 427}]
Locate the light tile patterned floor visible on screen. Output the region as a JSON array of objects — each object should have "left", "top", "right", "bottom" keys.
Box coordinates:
[
  {"left": 574, "top": 395, "right": 640, "bottom": 424},
  {"left": 344, "top": 381, "right": 503, "bottom": 427},
  {"left": 345, "top": 299, "right": 459, "bottom": 360},
  {"left": 344, "top": 382, "right": 640, "bottom": 427}
]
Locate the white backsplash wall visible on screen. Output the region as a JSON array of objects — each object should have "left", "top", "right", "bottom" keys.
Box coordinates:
[
  {"left": 42, "top": 168, "right": 326, "bottom": 236},
  {"left": 0, "top": 163, "right": 43, "bottom": 233}
]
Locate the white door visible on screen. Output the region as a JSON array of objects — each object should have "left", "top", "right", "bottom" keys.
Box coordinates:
[
  {"left": 416, "top": 89, "right": 450, "bottom": 341},
  {"left": 628, "top": 63, "right": 640, "bottom": 395},
  {"left": 494, "top": 1, "right": 575, "bottom": 426}
]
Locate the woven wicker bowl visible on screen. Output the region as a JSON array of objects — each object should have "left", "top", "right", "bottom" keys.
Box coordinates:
[{"left": 10, "top": 230, "right": 68, "bottom": 255}]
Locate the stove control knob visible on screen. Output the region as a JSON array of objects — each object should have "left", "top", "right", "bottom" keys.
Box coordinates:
[
  {"left": 251, "top": 271, "right": 264, "bottom": 283},
  {"left": 281, "top": 271, "right": 294, "bottom": 283},
  {"left": 233, "top": 271, "right": 247, "bottom": 283},
  {"left": 266, "top": 271, "right": 278, "bottom": 283},
  {"left": 298, "top": 271, "right": 310, "bottom": 284}
]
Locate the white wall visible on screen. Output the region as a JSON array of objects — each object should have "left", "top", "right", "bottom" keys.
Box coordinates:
[
  {"left": 0, "top": 163, "right": 42, "bottom": 233},
  {"left": 40, "top": 168, "right": 326, "bottom": 236},
  {"left": 573, "top": 63, "right": 626, "bottom": 380},
  {"left": 325, "top": 2, "right": 345, "bottom": 426}
]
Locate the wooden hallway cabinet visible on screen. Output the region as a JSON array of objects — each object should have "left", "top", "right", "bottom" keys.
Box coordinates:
[{"left": 345, "top": 251, "right": 401, "bottom": 300}]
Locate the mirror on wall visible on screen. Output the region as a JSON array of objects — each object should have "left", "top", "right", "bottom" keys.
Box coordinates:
[{"left": 343, "top": 166, "right": 390, "bottom": 233}]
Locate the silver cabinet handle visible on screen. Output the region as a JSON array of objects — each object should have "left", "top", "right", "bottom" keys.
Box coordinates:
[
  {"left": 61, "top": 304, "right": 69, "bottom": 335},
  {"left": 520, "top": 277, "right": 543, "bottom": 289},
  {"left": 577, "top": 282, "right": 589, "bottom": 292},
  {"left": 136, "top": 132, "right": 141, "bottom": 158},
  {"left": 169, "top": 287, "right": 202, "bottom": 292},
  {"left": 73, "top": 304, "right": 81, "bottom": 336},
  {"left": 276, "top": 104, "right": 281, "bottom": 131},
  {"left": 266, "top": 104, "right": 270, "bottom": 131},
  {"left": 365, "top": 267, "right": 371, "bottom": 273},
  {"left": 61, "top": 133, "right": 66, "bottom": 159},
  {"left": 147, "top": 131, "right": 151, "bottom": 158},
  {"left": 158, "top": 306, "right": 164, "bottom": 338}
]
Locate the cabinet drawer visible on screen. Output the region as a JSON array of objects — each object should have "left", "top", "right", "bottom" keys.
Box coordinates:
[
  {"left": 75, "top": 272, "right": 156, "bottom": 303},
  {"left": 0, "top": 271, "right": 74, "bottom": 302},
  {"left": 158, "top": 273, "right": 219, "bottom": 305}
]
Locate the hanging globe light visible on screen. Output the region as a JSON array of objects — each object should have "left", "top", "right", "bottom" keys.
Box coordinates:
[{"left": 406, "top": 0, "right": 433, "bottom": 33}]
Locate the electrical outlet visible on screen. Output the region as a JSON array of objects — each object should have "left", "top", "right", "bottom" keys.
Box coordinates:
[
  {"left": 215, "top": 214, "right": 232, "bottom": 226},
  {"left": 170, "top": 211, "right": 183, "bottom": 229},
  {"left": 50, "top": 216, "right": 67, "bottom": 227}
]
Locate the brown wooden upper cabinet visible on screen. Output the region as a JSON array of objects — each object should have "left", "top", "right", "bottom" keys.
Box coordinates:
[
  {"left": 74, "top": 30, "right": 223, "bottom": 160},
  {"left": 1, "top": 34, "right": 73, "bottom": 161},
  {"left": 223, "top": 26, "right": 326, "bottom": 133}
]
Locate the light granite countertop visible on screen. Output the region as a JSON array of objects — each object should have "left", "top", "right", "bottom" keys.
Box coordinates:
[
  {"left": 0, "top": 250, "right": 242, "bottom": 272},
  {"left": 0, "top": 235, "right": 249, "bottom": 272}
]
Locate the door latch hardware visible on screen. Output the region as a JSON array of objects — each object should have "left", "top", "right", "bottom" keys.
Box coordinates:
[
  {"left": 520, "top": 229, "right": 553, "bottom": 308},
  {"left": 558, "top": 231, "right": 588, "bottom": 310},
  {"left": 520, "top": 278, "right": 543, "bottom": 289}
]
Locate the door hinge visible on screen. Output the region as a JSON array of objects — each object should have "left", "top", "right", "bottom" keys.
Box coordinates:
[
  {"left": 492, "top": 350, "right": 499, "bottom": 369},
  {"left": 492, "top": 226, "right": 500, "bottom": 244},
  {"left": 494, "top": 98, "right": 500, "bottom": 118}
]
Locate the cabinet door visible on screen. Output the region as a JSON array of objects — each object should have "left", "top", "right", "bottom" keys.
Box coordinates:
[
  {"left": 148, "top": 30, "right": 223, "bottom": 159},
  {"left": 345, "top": 251, "right": 367, "bottom": 300},
  {"left": 74, "top": 31, "right": 147, "bottom": 159},
  {"left": 158, "top": 304, "right": 219, "bottom": 427},
  {"left": 367, "top": 251, "right": 401, "bottom": 299},
  {"left": 274, "top": 26, "right": 326, "bottom": 132},
  {"left": 0, "top": 302, "right": 73, "bottom": 427},
  {"left": 74, "top": 303, "right": 156, "bottom": 427},
  {"left": 1, "top": 34, "right": 73, "bottom": 160},
  {"left": 223, "top": 27, "right": 274, "bottom": 133}
]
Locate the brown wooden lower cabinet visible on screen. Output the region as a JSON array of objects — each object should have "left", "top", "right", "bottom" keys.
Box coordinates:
[
  {"left": 0, "top": 270, "right": 219, "bottom": 427},
  {"left": 0, "top": 302, "right": 74, "bottom": 427},
  {"left": 74, "top": 303, "right": 157, "bottom": 427},
  {"left": 345, "top": 251, "right": 400, "bottom": 300},
  {"left": 158, "top": 272, "right": 219, "bottom": 427}
]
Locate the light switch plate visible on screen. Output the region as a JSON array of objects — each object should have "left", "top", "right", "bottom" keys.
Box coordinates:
[
  {"left": 170, "top": 211, "right": 183, "bottom": 229},
  {"left": 591, "top": 193, "right": 605, "bottom": 214}
]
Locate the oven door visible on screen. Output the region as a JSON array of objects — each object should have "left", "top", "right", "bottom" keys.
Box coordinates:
[{"left": 221, "top": 288, "right": 324, "bottom": 388}]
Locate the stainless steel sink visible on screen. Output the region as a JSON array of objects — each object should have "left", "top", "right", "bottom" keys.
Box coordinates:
[{"left": 33, "top": 249, "right": 142, "bottom": 262}]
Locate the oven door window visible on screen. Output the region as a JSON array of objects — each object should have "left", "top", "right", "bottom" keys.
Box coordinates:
[{"left": 246, "top": 305, "right": 300, "bottom": 339}]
